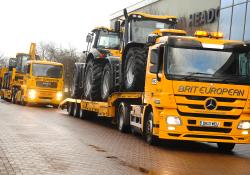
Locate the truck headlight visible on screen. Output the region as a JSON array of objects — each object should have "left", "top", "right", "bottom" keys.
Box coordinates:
[
  {"left": 166, "top": 116, "right": 181, "bottom": 125},
  {"left": 56, "top": 92, "right": 63, "bottom": 101},
  {"left": 238, "top": 121, "right": 250, "bottom": 130},
  {"left": 28, "top": 89, "right": 36, "bottom": 100}
]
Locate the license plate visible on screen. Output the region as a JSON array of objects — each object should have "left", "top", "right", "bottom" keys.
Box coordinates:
[
  {"left": 41, "top": 99, "right": 51, "bottom": 103},
  {"left": 200, "top": 121, "right": 220, "bottom": 127}
]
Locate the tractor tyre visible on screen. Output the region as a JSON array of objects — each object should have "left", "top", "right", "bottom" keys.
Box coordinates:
[{"left": 124, "top": 47, "right": 147, "bottom": 91}]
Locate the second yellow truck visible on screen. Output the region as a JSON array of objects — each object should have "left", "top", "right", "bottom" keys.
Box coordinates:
[{"left": 0, "top": 43, "right": 64, "bottom": 107}]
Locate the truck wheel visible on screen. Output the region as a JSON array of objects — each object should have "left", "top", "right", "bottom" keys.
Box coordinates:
[
  {"left": 217, "top": 143, "right": 235, "bottom": 152},
  {"left": 124, "top": 47, "right": 147, "bottom": 91},
  {"left": 20, "top": 96, "right": 27, "bottom": 106},
  {"left": 117, "top": 102, "right": 130, "bottom": 133},
  {"left": 69, "top": 102, "right": 74, "bottom": 116},
  {"left": 73, "top": 103, "right": 80, "bottom": 118},
  {"left": 11, "top": 92, "right": 16, "bottom": 104},
  {"left": 144, "top": 112, "right": 159, "bottom": 145},
  {"left": 84, "top": 59, "right": 103, "bottom": 101},
  {"left": 101, "top": 63, "right": 113, "bottom": 101}
]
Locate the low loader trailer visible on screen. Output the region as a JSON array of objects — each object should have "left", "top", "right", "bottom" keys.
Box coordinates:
[{"left": 60, "top": 30, "right": 250, "bottom": 152}]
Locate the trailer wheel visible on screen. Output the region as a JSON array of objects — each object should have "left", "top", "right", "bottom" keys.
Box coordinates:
[
  {"left": 144, "top": 112, "right": 159, "bottom": 145},
  {"left": 73, "top": 103, "right": 80, "bottom": 118},
  {"left": 117, "top": 102, "right": 130, "bottom": 133},
  {"left": 217, "top": 143, "right": 235, "bottom": 152},
  {"left": 124, "top": 47, "right": 147, "bottom": 91},
  {"left": 101, "top": 63, "right": 113, "bottom": 101},
  {"left": 69, "top": 102, "right": 74, "bottom": 116},
  {"left": 79, "top": 109, "right": 85, "bottom": 119}
]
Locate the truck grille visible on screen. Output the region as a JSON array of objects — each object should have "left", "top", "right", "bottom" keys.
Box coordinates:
[
  {"left": 36, "top": 81, "right": 57, "bottom": 88},
  {"left": 184, "top": 134, "right": 233, "bottom": 140},
  {"left": 187, "top": 126, "right": 232, "bottom": 133},
  {"left": 177, "top": 109, "right": 240, "bottom": 119},
  {"left": 175, "top": 95, "right": 246, "bottom": 120}
]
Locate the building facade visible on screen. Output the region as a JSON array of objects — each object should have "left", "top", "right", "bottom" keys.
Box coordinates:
[
  {"left": 110, "top": 0, "right": 250, "bottom": 41},
  {"left": 219, "top": 0, "right": 250, "bottom": 41}
]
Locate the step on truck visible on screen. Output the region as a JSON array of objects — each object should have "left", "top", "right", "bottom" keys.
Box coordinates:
[{"left": 60, "top": 29, "right": 250, "bottom": 152}]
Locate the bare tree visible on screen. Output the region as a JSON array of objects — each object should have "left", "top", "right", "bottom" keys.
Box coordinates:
[{"left": 0, "top": 53, "right": 8, "bottom": 67}]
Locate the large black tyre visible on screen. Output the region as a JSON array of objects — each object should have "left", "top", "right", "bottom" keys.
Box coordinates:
[
  {"left": 71, "top": 64, "right": 84, "bottom": 99},
  {"left": 84, "top": 59, "right": 104, "bottom": 101},
  {"left": 217, "top": 143, "right": 235, "bottom": 153},
  {"left": 101, "top": 63, "right": 113, "bottom": 101},
  {"left": 117, "top": 102, "right": 130, "bottom": 133},
  {"left": 73, "top": 103, "right": 80, "bottom": 118},
  {"left": 69, "top": 102, "right": 74, "bottom": 116},
  {"left": 144, "top": 111, "right": 159, "bottom": 145},
  {"left": 11, "top": 91, "right": 16, "bottom": 104},
  {"left": 124, "top": 47, "right": 147, "bottom": 91}
]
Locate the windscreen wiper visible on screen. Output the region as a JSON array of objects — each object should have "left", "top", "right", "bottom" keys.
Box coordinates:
[{"left": 183, "top": 72, "right": 213, "bottom": 80}]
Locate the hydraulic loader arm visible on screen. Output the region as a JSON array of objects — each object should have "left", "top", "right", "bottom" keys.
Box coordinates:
[{"left": 29, "top": 43, "right": 36, "bottom": 60}]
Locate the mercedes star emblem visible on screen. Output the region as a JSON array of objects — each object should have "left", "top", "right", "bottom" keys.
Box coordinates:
[{"left": 205, "top": 98, "right": 217, "bottom": 110}]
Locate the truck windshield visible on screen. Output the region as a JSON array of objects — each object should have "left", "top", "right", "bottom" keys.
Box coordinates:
[
  {"left": 166, "top": 47, "right": 250, "bottom": 83},
  {"left": 32, "top": 64, "right": 63, "bottom": 78},
  {"left": 131, "top": 19, "right": 174, "bottom": 43},
  {"left": 97, "top": 31, "right": 120, "bottom": 50}
]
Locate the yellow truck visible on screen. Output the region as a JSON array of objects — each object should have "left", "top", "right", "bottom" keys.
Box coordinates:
[
  {"left": 60, "top": 30, "right": 250, "bottom": 152},
  {"left": 1, "top": 43, "right": 64, "bottom": 107}
]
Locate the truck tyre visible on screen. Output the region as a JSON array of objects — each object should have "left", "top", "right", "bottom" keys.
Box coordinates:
[
  {"left": 117, "top": 102, "right": 130, "bottom": 133},
  {"left": 84, "top": 59, "right": 103, "bottom": 101},
  {"left": 21, "top": 96, "right": 27, "bottom": 106},
  {"left": 217, "top": 143, "right": 235, "bottom": 152},
  {"left": 79, "top": 109, "right": 85, "bottom": 119},
  {"left": 144, "top": 112, "right": 159, "bottom": 145},
  {"left": 73, "top": 103, "right": 80, "bottom": 118},
  {"left": 124, "top": 47, "right": 147, "bottom": 91},
  {"left": 11, "top": 92, "right": 16, "bottom": 104},
  {"left": 101, "top": 63, "right": 113, "bottom": 101},
  {"left": 69, "top": 102, "right": 74, "bottom": 116}
]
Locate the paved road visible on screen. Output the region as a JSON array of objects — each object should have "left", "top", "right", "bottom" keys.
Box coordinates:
[{"left": 0, "top": 99, "right": 250, "bottom": 175}]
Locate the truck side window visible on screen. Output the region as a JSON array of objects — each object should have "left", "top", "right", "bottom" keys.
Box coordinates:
[
  {"left": 239, "top": 53, "right": 249, "bottom": 76},
  {"left": 27, "top": 64, "right": 31, "bottom": 74},
  {"left": 158, "top": 46, "right": 164, "bottom": 72}
]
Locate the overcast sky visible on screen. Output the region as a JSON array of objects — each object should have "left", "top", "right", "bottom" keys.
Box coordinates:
[{"left": 0, "top": 0, "right": 141, "bottom": 57}]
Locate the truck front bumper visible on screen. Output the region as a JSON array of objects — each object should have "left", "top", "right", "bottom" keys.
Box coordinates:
[
  {"left": 157, "top": 110, "right": 250, "bottom": 144},
  {"left": 24, "top": 89, "right": 63, "bottom": 105}
]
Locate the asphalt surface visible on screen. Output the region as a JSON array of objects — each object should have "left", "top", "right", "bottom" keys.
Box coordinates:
[{"left": 0, "top": 99, "right": 250, "bottom": 175}]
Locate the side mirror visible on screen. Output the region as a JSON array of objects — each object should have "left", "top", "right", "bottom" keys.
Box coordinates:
[
  {"left": 114, "top": 21, "right": 121, "bottom": 33},
  {"left": 149, "top": 49, "right": 159, "bottom": 74},
  {"left": 147, "top": 34, "right": 159, "bottom": 46},
  {"left": 86, "top": 33, "right": 93, "bottom": 43}
]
